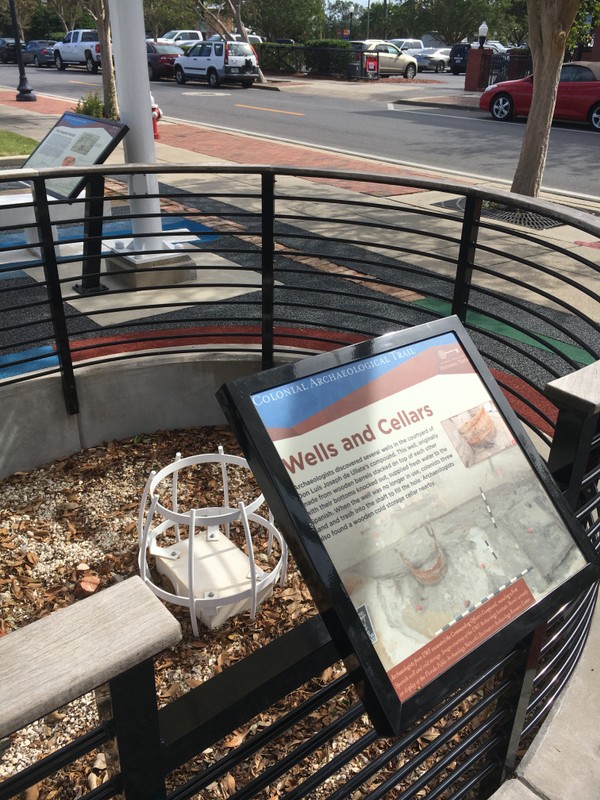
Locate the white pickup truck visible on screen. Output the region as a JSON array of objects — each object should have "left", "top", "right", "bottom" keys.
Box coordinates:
[{"left": 54, "top": 29, "right": 101, "bottom": 73}]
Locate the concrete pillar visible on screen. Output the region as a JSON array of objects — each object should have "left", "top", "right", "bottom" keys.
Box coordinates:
[{"left": 107, "top": 0, "right": 163, "bottom": 250}]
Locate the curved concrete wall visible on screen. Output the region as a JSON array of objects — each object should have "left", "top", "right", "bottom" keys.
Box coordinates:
[{"left": 0, "top": 352, "right": 278, "bottom": 480}]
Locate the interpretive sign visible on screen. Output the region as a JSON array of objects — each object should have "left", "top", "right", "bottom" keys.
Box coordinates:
[
  {"left": 217, "top": 317, "right": 599, "bottom": 734},
  {"left": 23, "top": 112, "right": 128, "bottom": 199}
]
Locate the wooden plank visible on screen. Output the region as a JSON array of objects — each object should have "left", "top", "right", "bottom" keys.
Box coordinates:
[
  {"left": 545, "top": 361, "right": 600, "bottom": 415},
  {"left": 0, "top": 576, "right": 181, "bottom": 738}
]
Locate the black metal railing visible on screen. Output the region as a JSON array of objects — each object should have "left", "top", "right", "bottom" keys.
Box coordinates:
[
  {"left": 1, "top": 164, "right": 599, "bottom": 431},
  {"left": 1, "top": 163, "right": 599, "bottom": 800}
]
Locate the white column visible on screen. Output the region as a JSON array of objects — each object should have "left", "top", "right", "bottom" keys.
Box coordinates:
[{"left": 107, "top": 0, "right": 163, "bottom": 250}]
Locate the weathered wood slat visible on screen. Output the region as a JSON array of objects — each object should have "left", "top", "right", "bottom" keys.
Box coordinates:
[{"left": 0, "top": 576, "right": 181, "bottom": 738}]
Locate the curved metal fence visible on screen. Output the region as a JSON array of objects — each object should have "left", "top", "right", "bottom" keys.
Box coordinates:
[{"left": 0, "top": 163, "right": 599, "bottom": 800}]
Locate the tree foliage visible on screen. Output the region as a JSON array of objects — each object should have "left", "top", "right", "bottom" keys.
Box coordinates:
[
  {"left": 44, "top": 0, "right": 93, "bottom": 33},
  {"left": 244, "top": 0, "right": 325, "bottom": 42},
  {"left": 144, "top": 0, "right": 196, "bottom": 39},
  {"left": 494, "top": 0, "right": 528, "bottom": 46},
  {"left": 416, "top": 0, "right": 502, "bottom": 45},
  {"left": 567, "top": 0, "right": 600, "bottom": 50}
]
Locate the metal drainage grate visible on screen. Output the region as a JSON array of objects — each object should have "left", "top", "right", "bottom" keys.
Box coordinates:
[{"left": 434, "top": 197, "right": 563, "bottom": 230}]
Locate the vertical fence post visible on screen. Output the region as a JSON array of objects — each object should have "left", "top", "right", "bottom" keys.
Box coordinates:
[
  {"left": 261, "top": 171, "right": 275, "bottom": 371},
  {"left": 109, "top": 658, "right": 168, "bottom": 800},
  {"left": 31, "top": 176, "right": 79, "bottom": 415},
  {"left": 74, "top": 173, "right": 108, "bottom": 294},
  {"left": 452, "top": 194, "right": 482, "bottom": 323}
]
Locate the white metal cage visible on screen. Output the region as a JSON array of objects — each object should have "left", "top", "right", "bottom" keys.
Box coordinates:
[{"left": 138, "top": 447, "right": 288, "bottom": 635}]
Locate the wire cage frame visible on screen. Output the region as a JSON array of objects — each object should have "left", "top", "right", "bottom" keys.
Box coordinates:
[{"left": 138, "top": 447, "right": 288, "bottom": 635}]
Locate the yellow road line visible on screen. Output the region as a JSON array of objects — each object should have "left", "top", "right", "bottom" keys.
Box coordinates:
[{"left": 235, "top": 104, "right": 304, "bottom": 116}]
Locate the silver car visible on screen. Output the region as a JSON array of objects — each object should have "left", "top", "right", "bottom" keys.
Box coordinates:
[
  {"left": 410, "top": 47, "right": 451, "bottom": 73},
  {"left": 174, "top": 40, "right": 259, "bottom": 88},
  {"left": 350, "top": 40, "right": 417, "bottom": 79}
]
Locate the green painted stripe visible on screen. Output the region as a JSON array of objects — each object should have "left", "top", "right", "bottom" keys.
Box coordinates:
[{"left": 415, "top": 298, "right": 594, "bottom": 366}]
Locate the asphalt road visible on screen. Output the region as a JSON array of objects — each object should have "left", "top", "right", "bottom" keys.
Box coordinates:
[{"left": 1, "top": 64, "right": 598, "bottom": 198}]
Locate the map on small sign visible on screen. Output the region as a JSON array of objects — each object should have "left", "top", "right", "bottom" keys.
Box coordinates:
[{"left": 250, "top": 332, "right": 587, "bottom": 700}]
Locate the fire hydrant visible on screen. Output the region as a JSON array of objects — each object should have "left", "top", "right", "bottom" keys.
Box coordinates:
[{"left": 151, "top": 95, "right": 162, "bottom": 140}]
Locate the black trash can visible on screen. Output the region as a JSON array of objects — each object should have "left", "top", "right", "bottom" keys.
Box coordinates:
[{"left": 346, "top": 61, "right": 360, "bottom": 80}]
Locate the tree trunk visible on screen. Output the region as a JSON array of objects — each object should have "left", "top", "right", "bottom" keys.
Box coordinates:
[
  {"left": 226, "top": 0, "right": 268, "bottom": 84},
  {"left": 97, "top": 1, "right": 119, "bottom": 119},
  {"left": 510, "top": 0, "right": 581, "bottom": 196},
  {"left": 84, "top": 0, "right": 119, "bottom": 119}
]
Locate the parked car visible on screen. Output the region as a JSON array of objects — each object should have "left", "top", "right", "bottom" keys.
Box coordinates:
[
  {"left": 479, "top": 61, "right": 600, "bottom": 131},
  {"left": 22, "top": 40, "right": 56, "bottom": 67},
  {"left": 174, "top": 40, "right": 259, "bottom": 88},
  {"left": 147, "top": 41, "right": 184, "bottom": 80},
  {"left": 350, "top": 40, "right": 418, "bottom": 79},
  {"left": 155, "top": 30, "right": 203, "bottom": 48},
  {"left": 0, "top": 37, "right": 22, "bottom": 64},
  {"left": 470, "top": 40, "right": 508, "bottom": 53},
  {"left": 387, "top": 38, "right": 424, "bottom": 52},
  {"left": 232, "top": 34, "right": 264, "bottom": 45},
  {"left": 410, "top": 47, "right": 451, "bottom": 73},
  {"left": 448, "top": 42, "right": 470, "bottom": 74},
  {"left": 450, "top": 40, "right": 509, "bottom": 75}
]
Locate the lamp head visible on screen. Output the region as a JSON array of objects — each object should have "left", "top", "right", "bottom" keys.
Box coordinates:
[{"left": 478, "top": 21, "right": 489, "bottom": 48}]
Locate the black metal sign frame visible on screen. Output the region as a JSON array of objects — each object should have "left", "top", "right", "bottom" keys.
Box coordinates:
[
  {"left": 23, "top": 112, "right": 128, "bottom": 199},
  {"left": 217, "top": 317, "right": 599, "bottom": 735}
]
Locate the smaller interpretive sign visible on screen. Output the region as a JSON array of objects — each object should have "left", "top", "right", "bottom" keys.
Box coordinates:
[
  {"left": 23, "top": 112, "right": 128, "bottom": 199},
  {"left": 217, "top": 317, "right": 599, "bottom": 734}
]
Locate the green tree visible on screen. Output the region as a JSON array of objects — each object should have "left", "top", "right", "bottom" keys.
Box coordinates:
[
  {"left": 495, "top": 0, "right": 529, "bottom": 46},
  {"left": 46, "top": 0, "right": 92, "bottom": 33},
  {"left": 567, "top": 0, "right": 600, "bottom": 51},
  {"left": 417, "top": 0, "right": 501, "bottom": 45},
  {"left": 510, "top": 0, "right": 581, "bottom": 196},
  {"left": 144, "top": 0, "right": 185, "bottom": 39},
  {"left": 27, "top": 3, "right": 64, "bottom": 38},
  {"left": 244, "top": 0, "right": 325, "bottom": 42},
  {"left": 323, "top": 2, "right": 356, "bottom": 39}
]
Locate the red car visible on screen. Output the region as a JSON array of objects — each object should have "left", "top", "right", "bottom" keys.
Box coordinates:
[
  {"left": 146, "top": 41, "right": 184, "bottom": 80},
  {"left": 480, "top": 61, "right": 600, "bottom": 131}
]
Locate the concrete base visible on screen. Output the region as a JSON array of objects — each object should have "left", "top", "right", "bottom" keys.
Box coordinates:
[
  {"left": 106, "top": 249, "right": 197, "bottom": 288},
  {"left": 0, "top": 352, "right": 299, "bottom": 480}
]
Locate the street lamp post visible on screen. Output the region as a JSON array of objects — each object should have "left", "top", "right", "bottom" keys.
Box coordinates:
[
  {"left": 478, "top": 21, "right": 489, "bottom": 49},
  {"left": 8, "top": 0, "right": 36, "bottom": 102}
]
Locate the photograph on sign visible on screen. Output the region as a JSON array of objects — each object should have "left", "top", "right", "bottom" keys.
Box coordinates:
[
  {"left": 23, "top": 112, "right": 128, "bottom": 199},
  {"left": 246, "top": 330, "right": 588, "bottom": 701}
]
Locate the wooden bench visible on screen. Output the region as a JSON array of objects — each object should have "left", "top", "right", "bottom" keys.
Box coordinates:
[{"left": 0, "top": 576, "right": 181, "bottom": 739}]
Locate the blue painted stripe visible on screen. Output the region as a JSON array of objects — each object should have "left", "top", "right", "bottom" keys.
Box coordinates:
[
  {"left": 0, "top": 216, "right": 219, "bottom": 281},
  {"left": 0, "top": 347, "right": 58, "bottom": 379}
]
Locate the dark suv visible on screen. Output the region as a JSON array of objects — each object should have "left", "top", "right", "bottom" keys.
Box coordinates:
[
  {"left": 449, "top": 42, "right": 470, "bottom": 75},
  {"left": 0, "top": 37, "right": 19, "bottom": 64}
]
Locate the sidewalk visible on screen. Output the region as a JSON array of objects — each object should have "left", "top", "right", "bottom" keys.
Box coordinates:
[
  {"left": 1, "top": 80, "right": 600, "bottom": 800},
  {"left": 0, "top": 80, "right": 483, "bottom": 177}
]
